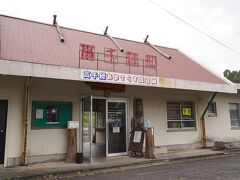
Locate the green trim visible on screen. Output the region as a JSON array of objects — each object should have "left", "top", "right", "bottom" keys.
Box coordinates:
[{"left": 32, "top": 101, "right": 72, "bottom": 129}]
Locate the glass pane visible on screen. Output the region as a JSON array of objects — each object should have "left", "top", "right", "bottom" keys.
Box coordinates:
[
  {"left": 181, "top": 101, "right": 195, "bottom": 120},
  {"left": 167, "top": 121, "right": 181, "bottom": 129},
  {"left": 167, "top": 102, "right": 180, "bottom": 120},
  {"left": 182, "top": 121, "right": 196, "bottom": 128},
  {"left": 231, "top": 120, "right": 240, "bottom": 127},
  {"left": 229, "top": 104, "right": 239, "bottom": 120},
  {"left": 82, "top": 96, "right": 92, "bottom": 161},
  {"left": 46, "top": 106, "right": 59, "bottom": 123},
  {"left": 208, "top": 102, "right": 215, "bottom": 113},
  {"left": 108, "top": 102, "right": 126, "bottom": 154},
  {"left": 92, "top": 99, "right": 106, "bottom": 158}
]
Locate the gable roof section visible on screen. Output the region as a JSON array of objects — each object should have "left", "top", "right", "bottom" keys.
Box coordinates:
[{"left": 0, "top": 15, "right": 227, "bottom": 85}]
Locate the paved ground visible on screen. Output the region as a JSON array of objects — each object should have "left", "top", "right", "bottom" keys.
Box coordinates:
[
  {"left": 0, "top": 148, "right": 225, "bottom": 179},
  {"left": 60, "top": 153, "right": 240, "bottom": 180}
]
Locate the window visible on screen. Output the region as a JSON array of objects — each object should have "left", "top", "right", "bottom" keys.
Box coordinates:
[
  {"left": 46, "top": 106, "right": 59, "bottom": 123},
  {"left": 208, "top": 102, "right": 217, "bottom": 117},
  {"left": 167, "top": 101, "right": 196, "bottom": 130},
  {"left": 229, "top": 103, "right": 240, "bottom": 128},
  {"left": 32, "top": 101, "right": 72, "bottom": 129}
]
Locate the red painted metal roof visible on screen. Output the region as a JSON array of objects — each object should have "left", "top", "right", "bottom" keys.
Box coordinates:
[{"left": 0, "top": 15, "right": 226, "bottom": 84}]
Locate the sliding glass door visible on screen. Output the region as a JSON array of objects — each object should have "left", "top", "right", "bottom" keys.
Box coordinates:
[
  {"left": 82, "top": 96, "right": 93, "bottom": 162},
  {"left": 106, "top": 100, "right": 127, "bottom": 156}
]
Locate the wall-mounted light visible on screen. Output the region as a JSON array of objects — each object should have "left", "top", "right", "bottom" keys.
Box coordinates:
[
  {"left": 104, "top": 26, "right": 124, "bottom": 52},
  {"left": 144, "top": 35, "right": 171, "bottom": 60}
]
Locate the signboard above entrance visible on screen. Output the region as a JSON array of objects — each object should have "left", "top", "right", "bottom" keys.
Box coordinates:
[{"left": 80, "top": 69, "right": 160, "bottom": 87}]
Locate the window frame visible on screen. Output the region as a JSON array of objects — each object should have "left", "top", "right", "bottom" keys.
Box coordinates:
[
  {"left": 208, "top": 102, "right": 217, "bottom": 117},
  {"left": 229, "top": 103, "right": 240, "bottom": 128},
  {"left": 166, "top": 101, "right": 196, "bottom": 131}
]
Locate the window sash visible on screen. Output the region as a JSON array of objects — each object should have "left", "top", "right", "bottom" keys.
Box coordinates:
[
  {"left": 229, "top": 103, "right": 240, "bottom": 128},
  {"left": 167, "top": 101, "right": 195, "bottom": 129}
]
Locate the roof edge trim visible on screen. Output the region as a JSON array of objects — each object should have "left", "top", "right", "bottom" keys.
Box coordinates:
[{"left": 0, "top": 59, "right": 237, "bottom": 94}]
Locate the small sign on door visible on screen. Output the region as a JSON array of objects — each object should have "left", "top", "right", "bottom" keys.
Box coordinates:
[{"left": 113, "top": 127, "right": 120, "bottom": 133}]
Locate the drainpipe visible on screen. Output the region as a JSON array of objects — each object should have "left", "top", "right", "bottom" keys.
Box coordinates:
[
  {"left": 21, "top": 77, "right": 32, "bottom": 166},
  {"left": 200, "top": 92, "right": 217, "bottom": 148}
]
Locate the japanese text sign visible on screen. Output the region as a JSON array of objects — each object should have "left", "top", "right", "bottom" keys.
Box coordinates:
[
  {"left": 81, "top": 44, "right": 95, "bottom": 61},
  {"left": 182, "top": 108, "right": 191, "bottom": 116},
  {"left": 80, "top": 69, "right": 160, "bottom": 87}
]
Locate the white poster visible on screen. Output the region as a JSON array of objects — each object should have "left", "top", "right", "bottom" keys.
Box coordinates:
[
  {"left": 113, "top": 127, "right": 120, "bottom": 133},
  {"left": 133, "top": 131, "right": 142, "bottom": 143},
  {"left": 36, "top": 109, "right": 43, "bottom": 119}
]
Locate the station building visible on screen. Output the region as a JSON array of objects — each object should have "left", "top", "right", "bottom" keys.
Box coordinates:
[{"left": 0, "top": 15, "right": 239, "bottom": 167}]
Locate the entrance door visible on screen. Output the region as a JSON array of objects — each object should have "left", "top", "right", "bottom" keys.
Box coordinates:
[
  {"left": 0, "top": 100, "right": 8, "bottom": 164},
  {"left": 106, "top": 100, "right": 127, "bottom": 156},
  {"left": 82, "top": 96, "right": 93, "bottom": 162}
]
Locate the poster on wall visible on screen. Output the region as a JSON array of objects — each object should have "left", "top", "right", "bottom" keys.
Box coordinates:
[
  {"left": 182, "top": 108, "right": 191, "bottom": 116},
  {"left": 36, "top": 109, "right": 43, "bottom": 119}
]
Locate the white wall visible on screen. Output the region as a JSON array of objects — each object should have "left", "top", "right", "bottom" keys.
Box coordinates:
[
  {"left": 126, "top": 86, "right": 201, "bottom": 146},
  {"left": 28, "top": 78, "right": 203, "bottom": 159},
  {"left": 0, "top": 75, "right": 25, "bottom": 167},
  {"left": 197, "top": 92, "right": 240, "bottom": 142},
  {"left": 1, "top": 75, "right": 240, "bottom": 167},
  {"left": 29, "top": 78, "right": 88, "bottom": 156}
]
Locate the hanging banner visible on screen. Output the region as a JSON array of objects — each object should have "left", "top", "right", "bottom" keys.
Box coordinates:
[{"left": 80, "top": 69, "right": 159, "bottom": 87}]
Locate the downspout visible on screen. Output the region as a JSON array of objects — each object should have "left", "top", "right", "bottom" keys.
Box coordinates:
[
  {"left": 21, "top": 77, "right": 32, "bottom": 166},
  {"left": 200, "top": 92, "right": 217, "bottom": 148}
]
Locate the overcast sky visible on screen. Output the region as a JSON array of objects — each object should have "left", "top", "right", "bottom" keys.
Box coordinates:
[{"left": 0, "top": 0, "right": 239, "bottom": 77}]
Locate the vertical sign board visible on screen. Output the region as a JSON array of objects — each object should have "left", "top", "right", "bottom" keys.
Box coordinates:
[
  {"left": 128, "top": 126, "right": 145, "bottom": 157},
  {"left": 133, "top": 98, "right": 144, "bottom": 129}
]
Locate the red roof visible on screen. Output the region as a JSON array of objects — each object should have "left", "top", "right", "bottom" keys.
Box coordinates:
[{"left": 0, "top": 15, "right": 226, "bottom": 84}]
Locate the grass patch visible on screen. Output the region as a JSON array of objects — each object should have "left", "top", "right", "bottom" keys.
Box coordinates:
[{"left": 77, "top": 170, "right": 94, "bottom": 177}]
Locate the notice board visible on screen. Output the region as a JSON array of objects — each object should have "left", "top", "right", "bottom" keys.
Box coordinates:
[{"left": 128, "top": 126, "right": 145, "bottom": 154}]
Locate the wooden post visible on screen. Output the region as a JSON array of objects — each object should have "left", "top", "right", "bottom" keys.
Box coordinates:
[
  {"left": 145, "top": 128, "right": 155, "bottom": 159},
  {"left": 200, "top": 117, "right": 207, "bottom": 148},
  {"left": 133, "top": 99, "right": 144, "bottom": 129},
  {"left": 66, "top": 129, "right": 77, "bottom": 162}
]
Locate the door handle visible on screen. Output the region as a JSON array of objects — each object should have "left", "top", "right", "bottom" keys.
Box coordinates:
[{"left": 0, "top": 130, "right": 3, "bottom": 134}]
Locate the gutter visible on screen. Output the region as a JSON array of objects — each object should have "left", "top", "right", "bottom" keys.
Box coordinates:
[
  {"left": 21, "top": 77, "right": 32, "bottom": 166},
  {"left": 200, "top": 92, "right": 217, "bottom": 148},
  {"left": 0, "top": 59, "right": 238, "bottom": 94}
]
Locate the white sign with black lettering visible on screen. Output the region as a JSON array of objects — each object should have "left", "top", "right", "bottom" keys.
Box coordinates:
[
  {"left": 133, "top": 131, "right": 142, "bottom": 143},
  {"left": 36, "top": 109, "right": 43, "bottom": 119},
  {"left": 113, "top": 127, "right": 120, "bottom": 133}
]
